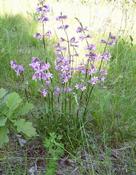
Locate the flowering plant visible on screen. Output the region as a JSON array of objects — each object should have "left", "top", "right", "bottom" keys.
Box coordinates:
[{"left": 10, "top": 0, "right": 116, "bottom": 121}]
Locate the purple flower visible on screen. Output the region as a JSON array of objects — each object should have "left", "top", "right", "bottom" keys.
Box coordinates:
[
  {"left": 101, "top": 52, "right": 111, "bottom": 61},
  {"left": 45, "top": 30, "right": 52, "bottom": 38},
  {"left": 10, "top": 60, "right": 24, "bottom": 76},
  {"left": 29, "top": 58, "right": 50, "bottom": 72},
  {"left": 32, "top": 72, "right": 42, "bottom": 80},
  {"left": 45, "top": 80, "right": 51, "bottom": 86},
  {"left": 77, "top": 64, "right": 86, "bottom": 74},
  {"left": 36, "top": 3, "right": 50, "bottom": 13},
  {"left": 64, "top": 87, "right": 72, "bottom": 93},
  {"left": 54, "top": 87, "right": 61, "bottom": 96},
  {"left": 108, "top": 39, "right": 116, "bottom": 46},
  {"left": 41, "top": 63, "right": 50, "bottom": 71},
  {"left": 87, "top": 65, "right": 97, "bottom": 75},
  {"left": 33, "top": 33, "right": 42, "bottom": 40},
  {"left": 57, "top": 25, "right": 69, "bottom": 30},
  {"left": 76, "top": 26, "right": 88, "bottom": 33},
  {"left": 55, "top": 56, "right": 72, "bottom": 84},
  {"left": 36, "top": 6, "right": 42, "bottom": 13},
  {"left": 99, "top": 69, "right": 108, "bottom": 82},
  {"left": 101, "top": 33, "right": 116, "bottom": 46},
  {"left": 55, "top": 43, "right": 66, "bottom": 52},
  {"left": 61, "top": 72, "right": 71, "bottom": 83},
  {"left": 75, "top": 83, "right": 86, "bottom": 91},
  {"left": 35, "top": 1, "right": 50, "bottom": 24},
  {"left": 89, "top": 76, "right": 99, "bottom": 85},
  {"left": 70, "top": 37, "right": 78, "bottom": 43},
  {"left": 39, "top": 16, "right": 49, "bottom": 23},
  {"left": 29, "top": 57, "right": 40, "bottom": 71},
  {"left": 41, "top": 89, "right": 48, "bottom": 97},
  {"left": 10, "top": 60, "right": 17, "bottom": 69},
  {"left": 60, "top": 37, "right": 66, "bottom": 42},
  {"left": 15, "top": 65, "right": 24, "bottom": 76},
  {"left": 79, "top": 34, "right": 91, "bottom": 41},
  {"left": 101, "top": 39, "right": 107, "bottom": 44},
  {"left": 56, "top": 13, "right": 67, "bottom": 21},
  {"left": 85, "top": 52, "right": 98, "bottom": 62},
  {"left": 42, "top": 5, "right": 50, "bottom": 13},
  {"left": 43, "top": 72, "right": 53, "bottom": 80},
  {"left": 109, "top": 32, "right": 116, "bottom": 40},
  {"left": 70, "top": 37, "right": 78, "bottom": 47},
  {"left": 85, "top": 44, "right": 96, "bottom": 51},
  {"left": 30, "top": 57, "right": 53, "bottom": 83}
]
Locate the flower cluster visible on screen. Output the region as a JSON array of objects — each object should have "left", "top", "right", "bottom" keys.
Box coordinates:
[
  {"left": 55, "top": 55, "right": 72, "bottom": 84},
  {"left": 9, "top": 1, "right": 118, "bottom": 120},
  {"left": 56, "top": 13, "right": 69, "bottom": 30},
  {"left": 33, "top": 30, "right": 52, "bottom": 40},
  {"left": 36, "top": 0, "right": 50, "bottom": 23},
  {"left": 75, "top": 83, "right": 86, "bottom": 91},
  {"left": 41, "top": 89, "right": 48, "bottom": 97},
  {"left": 29, "top": 57, "right": 53, "bottom": 86},
  {"left": 101, "top": 32, "right": 116, "bottom": 46},
  {"left": 10, "top": 60, "right": 24, "bottom": 76},
  {"left": 76, "top": 25, "right": 91, "bottom": 41},
  {"left": 101, "top": 52, "right": 111, "bottom": 61},
  {"left": 34, "top": 0, "right": 51, "bottom": 41}
]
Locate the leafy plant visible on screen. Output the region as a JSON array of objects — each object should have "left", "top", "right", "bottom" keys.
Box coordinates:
[
  {"left": 43, "top": 133, "right": 64, "bottom": 175},
  {"left": 0, "top": 88, "right": 37, "bottom": 148},
  {"left": 9, "top": 0, "right": 116, "bottom": 150}
]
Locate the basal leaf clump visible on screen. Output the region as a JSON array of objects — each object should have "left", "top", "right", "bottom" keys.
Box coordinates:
[{"left": 0, "top": 88, "right": 36, "bottom": 148}]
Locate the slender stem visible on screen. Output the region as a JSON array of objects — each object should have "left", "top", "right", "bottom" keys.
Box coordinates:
[
  {"left": 82, "top": 35, "right": 110, "bottom": 118},
  {"left": 42, "top": 23, "right": 46, "bottom": 51},
  {"left": 76, "top": 91, "right": 83, "bottom": 117},
  {"left": 75, "top": 17, "right": 90, "bottom": 47},
  {"left": 61, "top": 19, "right": 72, "bottom": 115},
  {"left": 82, "top": 86, "right": 94, "bottom": 118},
  {"left": 64, "top": 83, "right": 67, "bottom": 115},
  {"left": 75, "top": 18, "right": 90, "bottom": 118}
]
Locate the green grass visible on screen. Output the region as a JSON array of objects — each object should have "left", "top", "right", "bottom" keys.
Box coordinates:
[
  {"left": 87, "top": 39, "right": 136, "bottom": 147},
  {"left": 0, "top": 15, "right": 55, "bottom": 90},
  {"left": 0, "top": 14, "right": 136, "bottom": 175}
]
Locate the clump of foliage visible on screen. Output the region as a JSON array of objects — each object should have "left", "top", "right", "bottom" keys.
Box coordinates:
[{"left": 0, "top": 88, "right": 37, "bottom": 148}]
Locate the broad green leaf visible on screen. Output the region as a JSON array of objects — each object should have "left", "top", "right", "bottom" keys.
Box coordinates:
[
  {"left": 0, "top": 127, "right": 9, "bottom": 148},
  {"left": 6, "top": 92, "right": 22, "bottom": 111},
  {"left": 14, "top": 119, "right": 37, "bottom": 137},
  {"left": 18, "top": 102, "right": 34, "bottom": 116},
  {"left": 0, "top": 88, "right": 7, "bottom": 99},
  {"left": 0, "top": 117, "right": 7, "bottom": 127}
]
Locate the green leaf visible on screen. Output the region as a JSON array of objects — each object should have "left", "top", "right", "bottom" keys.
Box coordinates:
[
  {"left": 18, "top": 102, "right": 34, "bottom": 116},
  {"left": 0, "top": 127, "right": 9, "bottom": 148},
  {"left": 6, "top": 92, "right": 22, "bottom": 111},
  {"left": 0, "top": 117, "right": 7, "bottom": 127},
  {"left": 14, "top": 119, "right": 37, "bottom": 137},
  {"left": 0, "top": 88, "right": 7, "bottom": 99}
]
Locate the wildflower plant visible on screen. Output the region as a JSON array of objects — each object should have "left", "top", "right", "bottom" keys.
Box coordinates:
[{"left": 10, "top": 0, "right": 116, "bottom": 140}]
